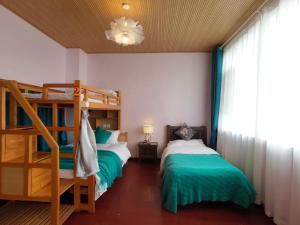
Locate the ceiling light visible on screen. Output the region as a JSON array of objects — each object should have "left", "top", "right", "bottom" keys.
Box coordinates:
[
  {"left": 122, "top": 3, "right": 130, "bottom": 10},
  {"left": 105, "top": 17, "right": 144, "bottom": 46}
]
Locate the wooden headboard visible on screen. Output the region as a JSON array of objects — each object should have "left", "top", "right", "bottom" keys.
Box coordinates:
[
  {"left": 118, "top": 131, "right": 128, "bottom": 142},
  {"left": 166, "top": 125, "right": 207, "bottom": 146}
]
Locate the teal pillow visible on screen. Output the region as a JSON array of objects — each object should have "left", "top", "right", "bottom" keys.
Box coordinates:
[{"left": 95, "top": 127, "right": 112, "bottom": 144}]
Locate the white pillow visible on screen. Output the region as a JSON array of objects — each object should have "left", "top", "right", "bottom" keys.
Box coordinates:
[
  {"left": 118, "top": 141, "right": 128, "bottom": 147},
  {"left": 106, "top": 130, "right": 120, "bottom": 144},
  {"left": 186, "top": 139, "right": 204, "bottom": 145},
  {"left": 168, "top": 139, "right": 204, "bottom": 147}
]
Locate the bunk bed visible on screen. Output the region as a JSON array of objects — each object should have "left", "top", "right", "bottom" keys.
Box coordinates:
[{"left": 0, "top": 79, "right": 128, "bottom": 225}]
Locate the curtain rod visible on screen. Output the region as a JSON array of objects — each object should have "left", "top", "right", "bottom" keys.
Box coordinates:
[{"left": 221, "top": 0, "right": 272, "bottom": 49}]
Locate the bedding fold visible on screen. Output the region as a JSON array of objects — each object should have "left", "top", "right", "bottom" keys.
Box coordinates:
[{"left": 60, "top": 148, "right": 122, "bottom": 192}]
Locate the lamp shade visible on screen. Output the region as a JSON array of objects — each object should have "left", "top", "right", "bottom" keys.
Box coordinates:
[
  {"left": 105, "top": 17, "right": 144, "bottom": 46},
  {"left": 143, "top": 124, "right": 153, "bottom": 134}
]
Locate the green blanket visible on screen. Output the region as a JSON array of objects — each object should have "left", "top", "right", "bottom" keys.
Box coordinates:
[
  {"left": 59, "top": 146, "right": 122, "bottom": 187},
  {"left": 161, "top": 154, "right": 256, "bottom": 213}
]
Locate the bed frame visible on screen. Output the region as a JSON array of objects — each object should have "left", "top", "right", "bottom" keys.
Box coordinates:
[
  {"left": 166, "top": 125, "right": 207, "bottom": 145},
  {"left": 0, "top": 79, "right": 125, "bottom": 225}
]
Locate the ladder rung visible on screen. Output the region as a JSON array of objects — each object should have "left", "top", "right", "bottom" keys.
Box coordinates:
[
  {"left": 28, "top": 163, "right": 52, "bottom": 168},
  {"left": 60, "top": 153, "right": 74, "bottom": 158},
  {"left": 47, "top": 126, "right": 74, "bottom": 131}
]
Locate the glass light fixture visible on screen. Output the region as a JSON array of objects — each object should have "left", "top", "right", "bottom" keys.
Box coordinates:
[
  {"left": 122, "top": 3, "right": 130, "bottom": 10},
  {"left": 105, "top": 17, "right": 144, "bottom": 46}
]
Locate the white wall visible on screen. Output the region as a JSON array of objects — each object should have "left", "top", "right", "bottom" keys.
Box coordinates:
[
  {"left": 87, "top": 53, "right": 211, "bottom": 156},
  {"left": 0, "top": 6, "right": 212, "bottom": 157},
  {"left": 65, "top": 49, "right": 79, "bottom": 83},
  {"left": 65, "top": 48, "right": 88, "bottom": 83},
  {"left": 0, "top": 6, "right": 66, "bottom": 85}
]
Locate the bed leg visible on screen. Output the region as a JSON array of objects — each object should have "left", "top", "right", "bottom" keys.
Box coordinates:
[
  {"left": 51, "top": 196, "right": 59, "bottom": 225},
  {"left": 88, "top": 176, "right": 95, "bottom": 213},
  {"left": 74, "top": 182, "right": 81, "bottom": 212}
]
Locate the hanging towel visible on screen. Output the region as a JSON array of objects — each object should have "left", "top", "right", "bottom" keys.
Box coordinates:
[{"left": 76, "top": 109, "right": 99, "bottom": 177}]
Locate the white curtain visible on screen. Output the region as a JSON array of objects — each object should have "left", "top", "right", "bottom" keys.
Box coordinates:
[{"left": 218, "top": 0, "right": 300, "bottom": 225}]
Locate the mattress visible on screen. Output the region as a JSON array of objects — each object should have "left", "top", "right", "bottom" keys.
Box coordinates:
[
  {"left": 160, "top": 140, "right": 256, "bottom": 213},
  {"left": 61, "top": 142, "right": 131, "bottom": 169},
  {"left": 22, "top": 92, "right": 118, "bottom": 105}
]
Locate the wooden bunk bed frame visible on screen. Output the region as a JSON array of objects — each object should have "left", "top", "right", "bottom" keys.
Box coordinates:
[{"left": 0, "top": 79, "right": 125, "bottom": 225}]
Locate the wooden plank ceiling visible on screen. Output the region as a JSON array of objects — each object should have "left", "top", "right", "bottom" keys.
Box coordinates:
[{"left": 0, "top": 0, "right": 265, "bottom": 53}]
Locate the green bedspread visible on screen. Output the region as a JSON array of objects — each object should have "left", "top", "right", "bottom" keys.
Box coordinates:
[
  {"left": 59, "top": 146, "right": 122, "bottom": 187},
  {"left": 161, "top": 154, "right": 256, "bottom": 213}
]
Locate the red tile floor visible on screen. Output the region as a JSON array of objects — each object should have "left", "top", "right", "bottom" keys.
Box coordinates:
[{"left": 65, "top": 160, "right": 275, "bottom": 225}]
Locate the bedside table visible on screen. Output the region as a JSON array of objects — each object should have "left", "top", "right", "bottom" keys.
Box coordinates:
[{"left": 138, "top": 142, "right": 158, "bottom": 161}]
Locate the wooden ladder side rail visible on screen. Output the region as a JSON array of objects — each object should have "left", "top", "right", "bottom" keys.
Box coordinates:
[
  {"left": 9, "top": 94, "right": 17, "bottom": 128},
  {"left": 0, "top": 80, "right": 60, "bottom": 225}
]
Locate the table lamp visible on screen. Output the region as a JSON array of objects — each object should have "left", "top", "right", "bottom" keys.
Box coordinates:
[{"left": 143, "top": 124, "right": 153, "bottom": 143}]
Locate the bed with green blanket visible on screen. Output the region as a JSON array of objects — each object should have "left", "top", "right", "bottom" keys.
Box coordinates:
[
  {"left": 59, "top": 146, "right": 122, "bottom": 196},
  {"left": 161, "top": 153, "right": 256, "bottom": 213},
  {"left": 160, "top": 125, "right": 257, "bottom": 213}
]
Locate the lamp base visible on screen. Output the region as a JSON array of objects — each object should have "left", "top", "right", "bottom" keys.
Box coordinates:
[
  {"left": 144, "top": 134, "right": 152, "bottom": 144},
  {"left": 143, "top": 139, "right": 152, "bottom": 144}
]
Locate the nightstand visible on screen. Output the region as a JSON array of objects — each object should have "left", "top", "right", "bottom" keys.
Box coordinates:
[{"left": 138, "top": 142, "right": 158, "bottom": 161}]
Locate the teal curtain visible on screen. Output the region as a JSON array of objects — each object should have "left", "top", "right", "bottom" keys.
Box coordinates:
[
  {"left": 37, "top": 108, "right": 52, "bottom": 151},
  {"left": 210, "top": 47, "right": 223, "bottom": 150},
  {"left": 37, "top": 108, "right": 68, "bottom": 152},
  {"left": 4, "top": 93, "right": 29, "bottom": 127},
  {"left": 17, "top": 107, "right": 32, "bottom": 126},
  {"left": 5, "top": 93, "right": 10, "bottom": 127},
  {"left": 17, "top": 106, "right": 67, "bottom": 151},
  {"left": 6, "top": 93, "right": 67, "bottom": 151}
]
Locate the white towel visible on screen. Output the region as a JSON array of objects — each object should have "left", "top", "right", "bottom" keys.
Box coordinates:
[{"left": 76, "top": 109, "right": 99, "bottom": 177}]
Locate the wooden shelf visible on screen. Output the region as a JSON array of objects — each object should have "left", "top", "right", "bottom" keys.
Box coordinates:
[
  {"left": 0, "top": 201, "right": 75, "bottom": 225},
  {"left": 4, "top": 152, "right": 51, "bottom": 164},
  {"left": 59, "top": 179, "right": 75, "bottom": 195},
  {"left": 85, "top": 102, "right": 120, "bottom": 110},
  {"left": 33, "top": 152, "right": 51, "bottom": 162},
  {"left": 30, "top": 179, "right": 74, "bottom": 201}
]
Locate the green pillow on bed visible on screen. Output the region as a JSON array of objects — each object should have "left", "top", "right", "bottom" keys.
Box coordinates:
[{"left": 95, "top": 127, "right": 112, "bottom": 144}]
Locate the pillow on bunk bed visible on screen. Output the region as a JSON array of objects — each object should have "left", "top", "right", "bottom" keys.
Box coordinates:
[
  {"left": 95, "top": 127, "right": 112, "bottom": 144},
  {"left": 106, "top": 130, "right": 120, "bottom": 144}
]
